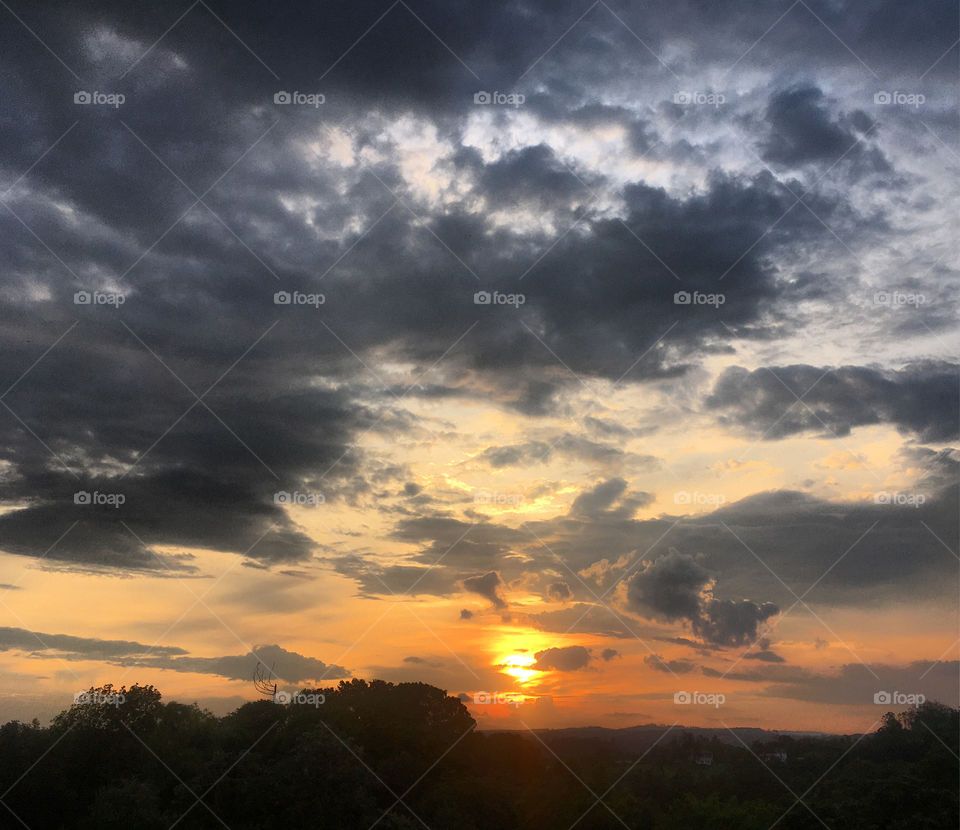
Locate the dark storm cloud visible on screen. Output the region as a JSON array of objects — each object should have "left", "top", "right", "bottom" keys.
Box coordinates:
[
  {"left": 760, "top": 86, "right": 887, "bottom": 173},
  {"left": 707, "top": 362, "right": 959, "bottom": 441},
  {"left": 475, "top": 144, "right": 593, "bottom": 210},
  {"left": 533, "top": 645, "right": 592, "bottom": 672},
  {"left": 625, "top": 549, "right": 778, "bottom": 647},
  {"left": 694, "top": 598, "right": 779, "bottom": 648},
  {"left": 625, "top": 549, "right": 708, "bottom": 623}
]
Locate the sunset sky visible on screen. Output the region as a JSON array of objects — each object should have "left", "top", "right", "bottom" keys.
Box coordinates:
[{"left": 0, "top": 0, "right": 957, "bottom": 734}]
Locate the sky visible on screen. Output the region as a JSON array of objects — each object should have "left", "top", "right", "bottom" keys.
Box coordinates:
[{"left": 0, "top": 0, "right": 957, "bottom": 733}]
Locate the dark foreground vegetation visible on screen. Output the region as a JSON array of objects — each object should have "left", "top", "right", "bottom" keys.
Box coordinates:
[{"left": 0, "top": 680, "right": 956, "bottom": 829}]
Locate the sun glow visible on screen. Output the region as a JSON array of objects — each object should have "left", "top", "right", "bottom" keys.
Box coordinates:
[{"left": 499, "top": 653, "right": 539, "bottom": 684}]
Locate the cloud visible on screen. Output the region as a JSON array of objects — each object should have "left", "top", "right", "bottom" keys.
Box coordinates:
[
  {"left": 546, "top": 581, "right": 572, "bottom": 601},
  {"left": 707, "top": 362, "right": 959, "bottom": 441},
  {"left": 0, "top": 626, "right": 186, "bottom": 660},
  {"left": 0, "top": 629, "right": 348, "bottom": 682},
  {"left": 462, "top": 571, "right": 507, "bottom": 608},
  {"left": 625, "top": 549, "right": 779, "bottom": 647},
  {"left": 402, "top": 656, "right": 443, "bottom": 668},
  {"left": 570, "top": 478, "right": 653, "bottom": 520},
  {"left": 533, "top": 645, "right": 592, "bottom": 671},
  {"left": 476, "top": 435, "right": 660, "bottom": 470},
  {"left": 756, "top": 661, "right": 959, "bottom": 706},
  {"left": 644, "top": 653, "right": 696, "bottom": 674},
  {"left": 761, "top": 85, "right": 886, "bottom": 173},
  {"left": 625, "top": 549, "right": 709, "bottom": 623}
]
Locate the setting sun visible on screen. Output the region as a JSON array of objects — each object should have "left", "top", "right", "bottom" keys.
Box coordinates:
[{"left": 498, "top": 653, "right": 540, "bottom": 684}]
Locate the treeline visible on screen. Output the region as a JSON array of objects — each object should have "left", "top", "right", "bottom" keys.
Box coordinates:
[{"left": 0, "top": 680, "right": 956, "bottom": 828}]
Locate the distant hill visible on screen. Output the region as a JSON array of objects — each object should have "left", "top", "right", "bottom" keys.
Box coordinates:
[{"left": 486, "top": 723, "right": 845, "bottom": 753}]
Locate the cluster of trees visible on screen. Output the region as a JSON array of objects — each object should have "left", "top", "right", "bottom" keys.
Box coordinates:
[{"left": 0, "top": 680, "right": 956, "bottom": 828}]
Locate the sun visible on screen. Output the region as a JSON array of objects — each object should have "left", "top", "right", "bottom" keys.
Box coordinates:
[{"left": 498, "top": 653, "right": 539, "bottom": 685}]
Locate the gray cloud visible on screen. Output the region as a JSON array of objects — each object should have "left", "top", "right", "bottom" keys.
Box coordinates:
[
  {"left": 462, "top": 571, "right": 507, "bottom": 609},
  {"left": 707, "top": 362, "right": 959, "bottom": 441},
  {"left": 547, "top": 581, "right": 572, "bottom": 602},
  {"left": 625, "top": 549, "right": 779, "bottom": 647},
  {"left": 0, "top": 629, "right": 348, "bottom": 682}
]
